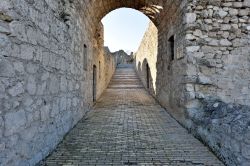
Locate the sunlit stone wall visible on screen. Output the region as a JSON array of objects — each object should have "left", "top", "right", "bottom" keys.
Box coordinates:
[
  {"left": 0, "top": 0, "right": 114, "bottom": 165},
  {"left": 135, "top": 0, "right": 250, "bottom": 165},
  {"left": 135, "top": 22, "right": 158, "bottom": 95},
  {"left": 1, "top": 0, "right": 249, "bottom": 165}
]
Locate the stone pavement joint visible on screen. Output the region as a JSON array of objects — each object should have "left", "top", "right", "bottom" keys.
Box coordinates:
[{"left": 40, "top": 66, "right": 224, "bottom": 166}]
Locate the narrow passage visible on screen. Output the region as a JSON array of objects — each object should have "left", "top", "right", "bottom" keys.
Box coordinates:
[{"left": 41, "top": 65, "right": 223, "bottom": 165}]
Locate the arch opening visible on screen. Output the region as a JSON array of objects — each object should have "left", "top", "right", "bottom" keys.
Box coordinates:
[
  {"left": 95, "top": 7, "right": 159, "bottom": 98},
  {"left": 3, "top": 0, "right": 250, "bottom": 165},
  {"left": 101, "top": 8, "right": 150, "bottom": 53}
]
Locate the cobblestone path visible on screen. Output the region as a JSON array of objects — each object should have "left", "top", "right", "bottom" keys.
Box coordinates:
[{"left": 41, "top": 66, "right": 223, "bottom": 166}]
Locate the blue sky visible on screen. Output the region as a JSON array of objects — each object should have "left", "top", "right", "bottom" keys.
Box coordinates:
[{"left": 101, "top": 8, "right": 150, "bottom": 53}]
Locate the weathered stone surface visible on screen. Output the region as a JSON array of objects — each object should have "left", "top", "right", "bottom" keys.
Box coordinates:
[
  {"left": 186, "top": 46, "right": 200, "bottom": 52},
  {"left": 135, "top": 22, "right": 158, "bottom": 93},
  {"left": 0, "top": 82, "right": 5, "bottom": 93},
  {"left": 20, "top": 44, "right": 34, "bottom": 60},
  {"left": 0, "top": 12, "right": 13, "bottom": 22},
  {"left": 36, "top": 82, "right": 46, "bottom": 95},
  {"left": 13, "top": 62, "right": 25, "bottom": 74},
  {"left": 242, "top": 144, "right": 250, "bottom": 159},
  {"left": 243, "top": 0, "right": 250, "bottom": 7},
  {"left": 220, "top": 39, "right": 232, "bottom": 46},
  {"left": 41, "top": 72, "right": 49, "bottom": 81},
  {"left": 23, "top": 96, "right": 33, "bottom": 107},
  {"left": 51, "top": 101, "right": 59, "bottom": 118},
  {"left": 186, "top": 13, "right": 197, "bottom": 24},
  {"left": 0, "top": 59, "right": 15, "bottom": 77},
  {"left": 41, "top": 67, "right": 223, "bottom": 166},
  {"left": 26, "top": 76, "right": 36, "bottom": 95},
  {"left": 198, "top": 73, "right": 212, "bottom": 85},
  {"left": 112, "top": 50, "right": 133, "bottom": 65},
  {"left": 217, "top": 9, "right": 228, "bottom": 18},
  {"left": 40, "top": 105, "right": 50, "bottom": 121},
  {"left": 4, "top": 110, "right": 26, "bottom": 136},
  {"left": 26, "top": 63, "right": 39, "bottom": 74},
  {"left": 60, "top": 76, "right": 67, "bottom": 92},
  {"left": 136, "top": 1, "right": 250, "bottom": 165},
  {"left": 49, "top": 76, "right": 59, "bottom": 94},
  {"left": 20, "top": 126, "right": 38, "bottom": 141},
  {"left": 0, "top": 0, "right": 249, "bottom": 165},
  {"left": 0, "top": 21, "right": 10, "bottom": 34},
  {"left": 188, "top": 99, "right": 250, "bottom": 166},
  {"left": 229, "top": 9, "right": 238, "bottom": 16},
  {"left": 8, "top": 82, "right": 24, "bottom": 97}
]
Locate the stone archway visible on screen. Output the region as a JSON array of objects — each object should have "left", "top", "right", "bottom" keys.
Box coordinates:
[
  {"left": 87, "top": 0, "right": 187, "bottom": 121},
  {"left": 86, "top": 0, "right": 166, "bottom": 27},
  {"left": 1, "top": 0, "right": 249, "bottom": 165},
  {"left": 73, "top": 1, "right": 250, "bottom": 165}
]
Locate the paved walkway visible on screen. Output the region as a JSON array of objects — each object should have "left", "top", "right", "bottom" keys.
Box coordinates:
[{"left": 41, "top": 66, "right": 223, "bottom": 166}]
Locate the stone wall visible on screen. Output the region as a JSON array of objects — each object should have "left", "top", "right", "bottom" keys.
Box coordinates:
[
  {"left": 135, "top": 0, "right": 250, "bottom": 165},
  {"left": 134, "top": 1, "right": 189, "bottom": 124},
  {"left": 0, "top": 0, "right": 115, "bottom": 165},
  {"left": 104, "top": 47, "right": 116, "bottom": 88},
  {"left": 1, "top": 0, "right": 249, "bottom": 165},
  {"left": 113, "top": 50, "right": 133, "bottom": 65},
  {"left": 185, "top": 0, "right": 250, "bottom": 106},
  {"left": 155, "top": 0, "right": 189, "bottom": 124},
  {"left": 190, "top": 99, "right": 250, "bottom": 166},
  {"left": 135, "top": 22, "right": 158, "bottom": 95},
  {"left": 183, "top": 1, "right": 250, "bottom": 165},
  {"left": 92, "top": 24, "right": 116, "bottom": 100}
]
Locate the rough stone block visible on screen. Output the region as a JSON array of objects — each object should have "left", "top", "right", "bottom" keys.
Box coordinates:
[
  {"left": 217, "top": 10, "right": 228, "bottom": 18},
  {"left": 0, "top": 58, "right": 15, "bottom": 77},
  {"left": 8, "top": 82, "right": 24, "bottom": 97},
  {"left": 186, "top": 46, "right": 200, "bottom": 53},
  {"left": 41, "top": 105, "right": 51, "bottom": 121},
  {"left": 242, "top": 144, "right": 250, "bottom": 159},
  {"left": 20, "top": 126, "right": 37, "bottom": 141},
  {"left": 185, "top": 13, "right": 197, "bottom": 24},
  {"left": 220, "top": 39, "right": 232, "bottom": 46},
  {"left": 243, "top": 0, "right": 250, "bottom": 7},
  {"left": 26, "top": 63, "right": 39, "bottom": 74},
  {"left": 26, "top": 76, "right": 37, "bottom": 95},
  {"left": 60, "top": 76, "right": 67, "bottom": 92},
  {"left": 20, "top": 44, "right": 34, "bottom": 60},
  {"left": 36, "top": 82, "right": 46, "bottom": 95},
  {"left": 13, "top": 62, "right": 25, "bottom": 74},
  {"left": 9, "top": 21, "right": 27, "bottom": 41},
  {"left": 23, "top": 96, "right": 33, "bottom": 107},
  {"left": 198, "top": 73, "right": 212, "bottom": 85},
  {"left": 0, "top": 0, "right": 12, "bottom": 11},
  {"left": 0, "top": 12, "right": 13, "bottom": 22},
  {"left": 0, "top": 21, "right": 10, "bottom": 34},
  {"left": 51, "top": 101, "right": 60, "bottom": 118},
  {"left": 0, "top": 81, "right": 5, "bottom": 94},
  {"left": 49, "top": 76, "right": 59, "bottom": 94},
  {"left": 4, "top": 110, "right": 26, "bottom": 136},
  {"left": 0, "top": 33, "right": 10, "bottom": 50}
]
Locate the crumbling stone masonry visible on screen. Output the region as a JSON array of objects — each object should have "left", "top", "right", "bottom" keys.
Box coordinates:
[
  {"left": 135, "top": 22, "right": 158, "bottom": 95},
  {"left": 113, "top": 50, "right": 133, "bottom": 65},
  {"left": 0, "top": 0, "right": 249, "bottom": 165},
  {"left": 0, "top": 0, "right": 115, "bottom": 165},
  {"left": 184, "top": 1, "right": 250, "bottom": 165},
  {"left": 135, "top": 0, "right": 250, "bottom": 165}
]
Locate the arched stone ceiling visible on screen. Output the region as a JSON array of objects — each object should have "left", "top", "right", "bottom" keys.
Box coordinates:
[
  {"left": 79, "top": 0, "right": 184, "bottom": 40},
  {"left": 85, "top": 0, "right": 168, "bottom": 26}
]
